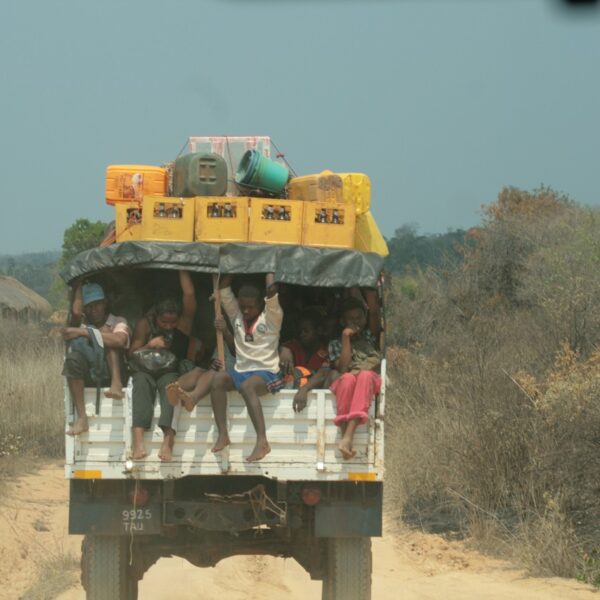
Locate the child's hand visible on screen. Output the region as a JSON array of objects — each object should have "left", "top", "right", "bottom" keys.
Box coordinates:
[
  {"left": 147, "top": 336, "right": 167, "bottom": 349},
  {"left": 214, "top": 317, "right": 226, "bottom": 331},
  {"left": 210, "top": 358, "right": 224, "bottom": 371},
  {"left": 342, "top": 326, "right": 358, "bottom": 338}
]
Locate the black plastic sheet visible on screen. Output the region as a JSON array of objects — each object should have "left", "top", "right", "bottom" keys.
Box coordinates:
[{"left": 61, "top": 241, "right": 383, "bottom": 288}]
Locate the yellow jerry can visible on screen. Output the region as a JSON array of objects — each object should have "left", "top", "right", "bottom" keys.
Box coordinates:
[
  {"left": 287, "top": 171, "right": 344, "bottom": 203},
  {"left": 338, "top": 173, "right": 371, "bottom": 215},
  {"left": 105, "top": 165, "right": 167, "bottom": 206}
]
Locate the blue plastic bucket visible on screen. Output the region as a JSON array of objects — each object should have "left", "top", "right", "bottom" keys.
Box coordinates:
[{"left": 235, "top": 150, "right": 289, "bottom": 194}]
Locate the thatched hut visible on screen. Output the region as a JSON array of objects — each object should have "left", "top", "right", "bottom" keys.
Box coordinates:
[{"left": 0, "top": 276, "right": 52, "bottom": 322}]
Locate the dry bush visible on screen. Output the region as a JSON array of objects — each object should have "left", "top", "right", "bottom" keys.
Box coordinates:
[
  {"left": 384, "top": 189, "right": 600, "bottom": 584},
  {"left": 0, "top": 320, "right": 65, "bottom": 458},
  {"left": 20, "top": 545, "right": 79, "bottom": 600}
]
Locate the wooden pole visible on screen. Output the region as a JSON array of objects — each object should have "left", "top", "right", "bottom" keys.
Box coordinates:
[{"left": 212, "top": 273, "right": 225, "bottom": 366}]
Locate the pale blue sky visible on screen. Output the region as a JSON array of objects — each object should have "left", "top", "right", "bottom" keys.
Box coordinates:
[{"left": 1, "top": 0, "right": 599, "bottom": 253}]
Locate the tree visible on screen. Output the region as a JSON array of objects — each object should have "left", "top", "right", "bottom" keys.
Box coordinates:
[
  {"left": 44, "top": 218, "right": 109, "bottom": 309},
  {"left": 385, "top": 224, "right": 466, "bottom": 274},
  {"left": 61, "top": 219, "right": 109, "bottom": 265}
]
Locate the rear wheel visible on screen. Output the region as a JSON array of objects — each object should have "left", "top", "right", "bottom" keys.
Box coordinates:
[
  {"left": 322, "top": 537, "right": 372, "bottom": 600},
  {"left": 81, "top": 535, "right": 138, "bottom": 600}
]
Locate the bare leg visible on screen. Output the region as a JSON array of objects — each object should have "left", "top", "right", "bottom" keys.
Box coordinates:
[
  {"left": 158, "top": 427, "right": 175, "bottom": 462},
  {"left": 66, "top": 377, "right": 89, "bottom": 435},
  {"left": 166, "top": 382, "right": 181, "bottom": 407},
  {"left": 166, "top": 368, "right": 206, "bottom": 408},
  {"left": 104, "top": 349, "right": 124, "bottom": 399},
  {"left": 338, "top": 418, "right": 359, "bottom": 460},
  {"left": 131, "top": 426, "right": 147, "bottom": 459},
  {"left": 182, "top": 370, "right": 216, "bottom": 411},
  {"left": 239, "top": 376, "right": 271, "bottom": 462},
  {"left": 210, "top": 371, "right": 234, "bottom": 452},
  {"left": 178, "top": 367, "right": 205, "bottom": 392}
]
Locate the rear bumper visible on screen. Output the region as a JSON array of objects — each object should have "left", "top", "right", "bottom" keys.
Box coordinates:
[{"left": 69, "top": 478, "right": 383, "bottom": 538}]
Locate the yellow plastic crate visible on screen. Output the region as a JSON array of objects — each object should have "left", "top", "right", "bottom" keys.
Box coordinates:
[
  {"left": 105, "top": 165, "right": 167, "bottom": 206},
  {"left": 338, "top": 173, "right": 371, "bottom": 215},
  {"left": 195, "top": 197, "right": 249, "bottom": 243},
  {"left": 249, "top": 198, "right": 304, "bottom": 245},
  {"left": 115, "top": 202, "right": 144, "bottom": 242},
  {"left": 287, "top": 171, "right": 343, "bottom": 203},
  {"left": 141, "top": 196, "right": 194, "bottom": 242},
  {"left": 354, "top": 211, "right": 388, "bottom": 256},
  {"left": 302, "top": 201, "right": 356, "bottom": 249}
]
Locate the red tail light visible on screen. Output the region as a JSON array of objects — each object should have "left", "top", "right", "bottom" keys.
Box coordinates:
[
  {"left": 128, "top": 486, "right": 149, "bottom": 506},
  {"left": 301, "top": 486, "right": 321, "bottom": 506}
]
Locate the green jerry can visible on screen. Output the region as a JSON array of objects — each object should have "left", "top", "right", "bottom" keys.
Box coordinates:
[{"left": 172, "top": 152, "right": 228, "bottom": 197}]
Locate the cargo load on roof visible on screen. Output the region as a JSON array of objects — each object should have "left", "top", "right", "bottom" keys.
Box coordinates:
[{"left": 103, "top": 135, "right": 389, "bottom": 257}]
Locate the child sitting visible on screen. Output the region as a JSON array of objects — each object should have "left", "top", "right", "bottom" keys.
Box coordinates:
[
  {"left": 280, "top": 307, "right": 329, "bottom": 371},
  {"left": 209, "top": 273, "right": 284, "bottom": 462},
  {"left": 328, "top": 292, "right": 381, "bottom": 460},
  {"left": 278, "top": 308, "right": 331, "bottom": 413}
]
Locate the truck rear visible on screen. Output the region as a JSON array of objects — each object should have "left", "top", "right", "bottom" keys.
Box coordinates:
[{"left": 62, "top": 241, "right": 386, "bottom": 600}]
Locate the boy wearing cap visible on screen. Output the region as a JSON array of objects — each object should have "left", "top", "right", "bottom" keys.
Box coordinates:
[{"left": 62, "top": 282, "right": 130, "bottom": 435}]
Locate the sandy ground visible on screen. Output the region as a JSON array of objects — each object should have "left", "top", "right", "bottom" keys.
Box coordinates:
[{"left": 0, "top": 460, "right": 598, "bottom": 600}]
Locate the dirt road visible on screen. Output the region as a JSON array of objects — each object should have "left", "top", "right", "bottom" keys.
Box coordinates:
[{"left": 0, "top": 460, "right": 597, "bottom": 600}]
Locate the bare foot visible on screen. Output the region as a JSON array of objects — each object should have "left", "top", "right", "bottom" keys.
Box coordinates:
[
  {"left": 166, "top": 382, "right": 181, "bottom": 407},
  {"left": 67, "top": 417, "right": 89, "bottom": 436},
  {"left": 158, "top": 436, "right": 174, "bottom": 462},
  {"left": 246, "top": 440, "right": 271, "bottom": 462},
  {"left": 211, "top": 433, "right": 231, "bottom": 453},
  {"left": 104, "top": 387, "right": 124, "bottom": 400},
  {"left": 178, "top": 388, "right": 196, "bottom": 412},
  {"left": 131, "top": 444, "right": 147, "bottom": 460},
  {"left": 337, "top": 441, "right": 356, "bottom": 460}
]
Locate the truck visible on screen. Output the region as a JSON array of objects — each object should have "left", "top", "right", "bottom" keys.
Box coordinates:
[{"left": 62, "top": 240, "right": 386, "bottom": 600}]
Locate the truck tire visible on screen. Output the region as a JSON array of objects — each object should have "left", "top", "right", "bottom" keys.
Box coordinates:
[
  {"left": 81, "top": 535, "right": 138, "bottom": 600},
  {"left": 322, "top": 537, "right": 372, "bottom": 600}
]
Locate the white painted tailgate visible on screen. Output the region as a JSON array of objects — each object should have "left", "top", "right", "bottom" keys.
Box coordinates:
[{"left": 65, "top": 387, "right": 383, "bottom": 481}]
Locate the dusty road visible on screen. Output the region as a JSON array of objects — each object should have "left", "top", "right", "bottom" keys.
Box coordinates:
[{"left": 0, "top": 460, "right": 597, "bottom": 600}]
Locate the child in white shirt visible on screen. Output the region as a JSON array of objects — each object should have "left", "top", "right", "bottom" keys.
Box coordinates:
[{"left": 209, "top": 273, "right": 283, "bottom": 462}]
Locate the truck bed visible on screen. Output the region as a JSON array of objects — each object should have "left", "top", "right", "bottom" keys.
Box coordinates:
[{"left": 64, "top": 384, "right": 384, "bottom": 482}]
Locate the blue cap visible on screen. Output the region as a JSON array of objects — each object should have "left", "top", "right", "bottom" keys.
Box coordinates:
[{"left": 82, "top": 283, "right": 105, "bottom": 306}]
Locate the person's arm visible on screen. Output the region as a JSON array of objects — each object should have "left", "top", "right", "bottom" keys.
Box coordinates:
[
  {"left": 279, "top": 345, "right": 295, "bottom": 375},
  {"left": 292, "top": 368, "right": 331, "bottom": 413},
  {"left": 336, "top": 328, "right": 355, "bottom": 374},
  {"left": 61, "top": 325, "right": 128, "bottom": 349},
  {"left": 177, "top": 270, "right": 196, "bottom": 336},
  {"left": 363, "top": 287, "right": 381, "bottom": 339},
  {"left": 216, "top": 274, "right": 241, "bottom": 324},
  {"left": 99, "top": 329, "right": 128, "bottom": 349},
  {"left": 219, "top": 274, "right": 232, "bottom": 290},
  {"left": 265, "top": 272, "right": 277, "bottom": 298},
  {"left": 69, "top": 282, "right": 83, "bottom": 326},
  {"left": 264, "top": 273, "right": 283, "bottom": 332},
  {"left": 128, "top": 318, "right": 167, "bottom": 356}
]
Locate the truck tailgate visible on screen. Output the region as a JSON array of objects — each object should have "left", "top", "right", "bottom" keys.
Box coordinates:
[{"left": 65, "top": 387, "right": 383, "bottom": 481}]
